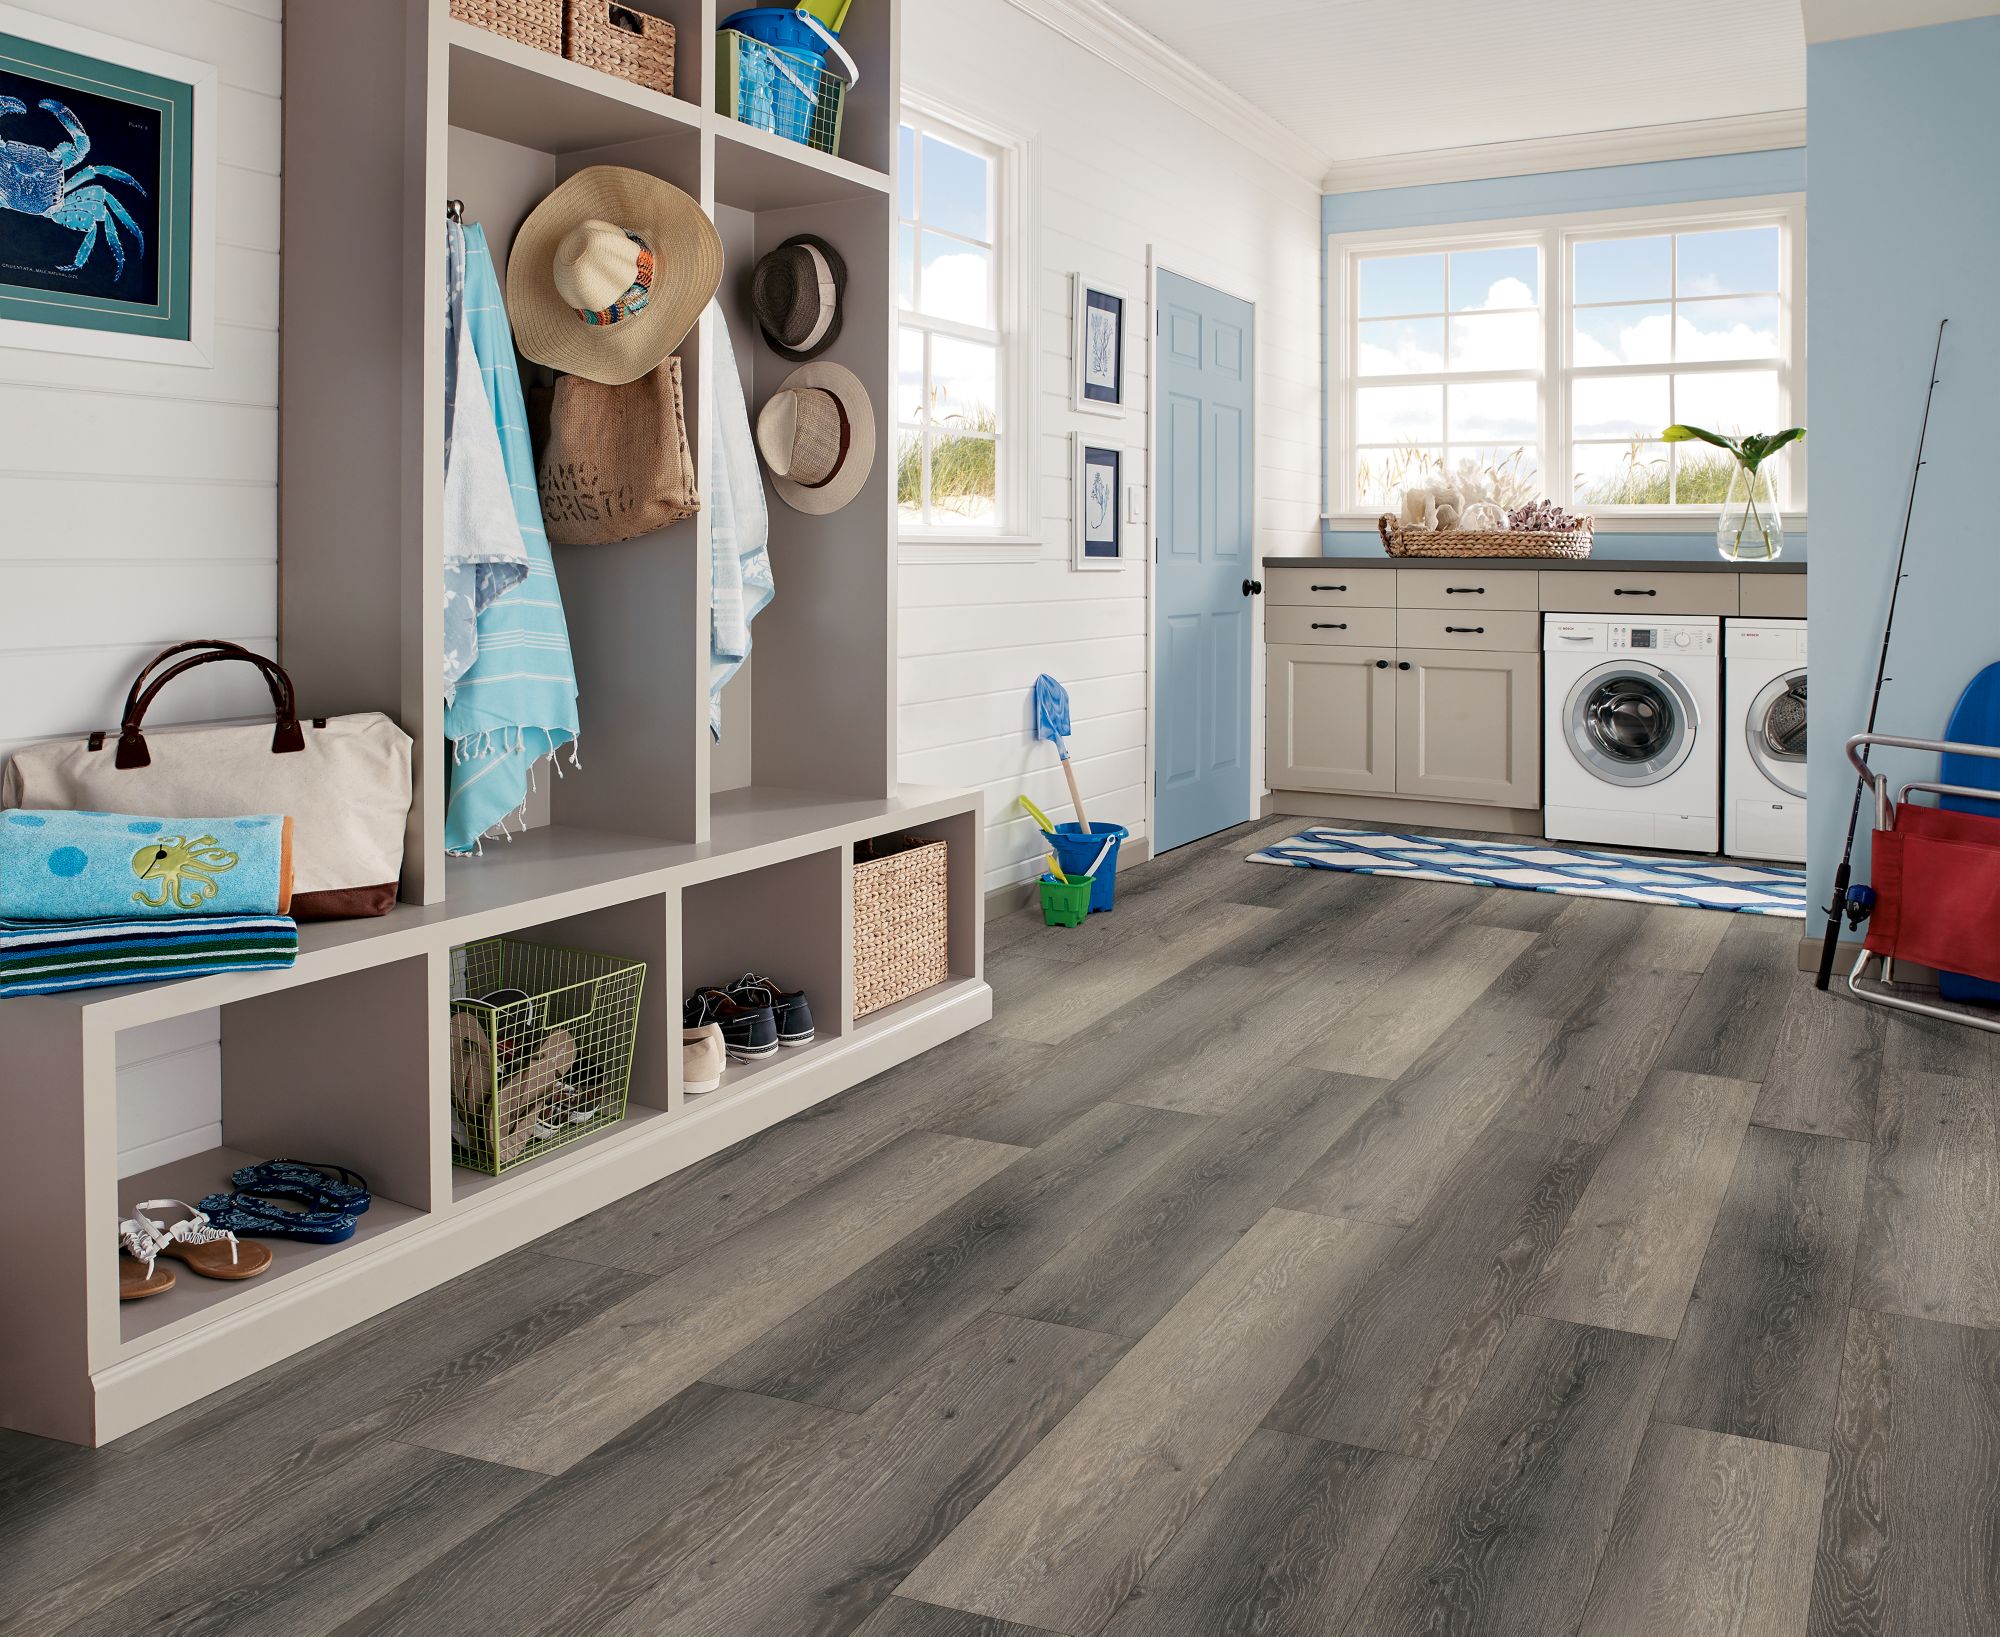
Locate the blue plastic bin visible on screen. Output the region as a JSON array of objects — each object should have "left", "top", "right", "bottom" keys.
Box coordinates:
[{"left": 1045, "top": 822, "right": 1127, "bottom": 913}]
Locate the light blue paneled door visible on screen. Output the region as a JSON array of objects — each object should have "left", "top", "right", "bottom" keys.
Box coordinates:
[{"left": 1155, "top": 269, "right": 1256, "bottom": 854}]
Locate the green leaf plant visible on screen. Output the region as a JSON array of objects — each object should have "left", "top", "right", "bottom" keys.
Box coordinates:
[{"left": 1661, "top": 422, "right": 1805, "bottom": 556}]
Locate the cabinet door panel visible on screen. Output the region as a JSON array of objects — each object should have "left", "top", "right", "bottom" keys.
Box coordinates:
[
  {"left": 1394, "top": 648, "right": 1542, "bottom": 807},
  {"left": 1267, "top": 643, "right": 1396, "bottom": 794}
]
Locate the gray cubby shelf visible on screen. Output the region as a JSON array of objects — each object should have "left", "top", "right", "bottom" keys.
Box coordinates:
[{"left": 0, "top": 0, "right": 989, "bottom": 1448}]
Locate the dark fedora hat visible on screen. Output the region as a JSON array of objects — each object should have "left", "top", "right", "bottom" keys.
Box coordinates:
[{"left": 750, "top": 234, "right": 846, "bottom": 361}]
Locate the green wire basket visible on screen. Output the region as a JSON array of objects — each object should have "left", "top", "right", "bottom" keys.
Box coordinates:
[{"left": 449, "top": 937, "right": 647, "bottom": 1175}]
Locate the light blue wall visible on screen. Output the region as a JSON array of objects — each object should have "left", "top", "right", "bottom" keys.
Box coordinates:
[
  {"left": 1806, "top": 17, "right": 2000, "bottom": 908},
  {"left": 1322, "top": 147, "right": 1808, "bottom": 563}
]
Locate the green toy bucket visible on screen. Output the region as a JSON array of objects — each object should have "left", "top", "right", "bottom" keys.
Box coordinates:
[
  {"left": 801, "top": 0, "right": 853, "bottom": 28},
  {"left": 1038, "top": 874, "right": 1094, "bottom": 928}
]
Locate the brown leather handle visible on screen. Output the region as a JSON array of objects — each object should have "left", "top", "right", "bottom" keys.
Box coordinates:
[{"left": 112, "top": 640, "right": 304, "bottom": 770}]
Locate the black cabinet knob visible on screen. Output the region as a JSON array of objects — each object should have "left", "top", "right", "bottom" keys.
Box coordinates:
[
  {"left": 1398, "top": 661, "right": 1412, "bottom": 670},
  {"left": 1242, "top": 578, "right": 1263, "bottom": 596},
  {"left": 1375, "top": 659, "right": 1390, "bottom": 669}
]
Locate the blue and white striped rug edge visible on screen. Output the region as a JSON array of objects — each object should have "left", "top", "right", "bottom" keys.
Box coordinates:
[{"left": 1247, "top": 827, "right": 1807, "bottom": 919}]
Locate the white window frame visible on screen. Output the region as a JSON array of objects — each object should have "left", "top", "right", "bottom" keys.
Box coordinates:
[
  {"left": 1324, "top": 194, "right": 1807, "bottom": 535},
  {"left": 897, "top": 91, "right": 1040, "bottom": 561}
]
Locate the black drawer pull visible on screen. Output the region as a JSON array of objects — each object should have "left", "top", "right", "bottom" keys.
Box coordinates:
[
  {"left": 1398, "top": 661, "right": 1412, "bottom": 671},
  {"left": 1311, "top": 583, "right": 1346, "bottom": 592},
  {"left": 1311, "top": 622, "right": 1347, "bottom": 631},
  {"left": 1375, "top": 659, "right": 1390, "bottom": 669},
  {"left": 1444, "top": 586, "right": 1485, "bottom": 595},
  {"left": 1445, "top": 626, "right": 1485, "bottom": 634},
  {"left": 1613, "top": 588, "right": 1658, "bottom": 597}
]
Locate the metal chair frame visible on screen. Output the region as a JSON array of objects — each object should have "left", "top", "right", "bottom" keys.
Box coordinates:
[{"left": 1845, "top": 731, "right": 2000, "bottom": 1033}]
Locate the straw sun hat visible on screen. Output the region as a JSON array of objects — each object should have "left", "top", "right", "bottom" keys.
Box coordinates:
[
  {"left": 506, "top": 165, "right": 723, "bottom": 386},
  {"left": 755, "top": 362, "right": 877, "bottom": 515}
]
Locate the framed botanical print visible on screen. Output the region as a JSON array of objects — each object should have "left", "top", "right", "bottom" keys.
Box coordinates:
[
  {"left": 1072, "top": 435, "right": 1125, "bottom": 570},
  {"left": 0, "top": 4, "right": 216, "bottom": 365},
  {"left": 1071, "top": 274, "right": 1125, "bottom": 417}
]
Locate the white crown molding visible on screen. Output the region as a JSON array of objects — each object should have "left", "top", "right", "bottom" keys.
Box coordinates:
[
  {"left": 996, "top": 0, "right": 1325, "bottom": 188},
  {"left": 1321, "top": 110, "right": 1808, "bottom": 195},
  {"left": 1803, "top": 0, "right": 2000, "bottom": 43}
]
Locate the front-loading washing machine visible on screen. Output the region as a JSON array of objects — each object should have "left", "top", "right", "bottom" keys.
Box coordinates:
[
  {"left": 1543, "top": 614, "right": 1721, "bottom": 852},
  {"left": 1724, "top": 618, "right": 1807, "bottom": 862}
]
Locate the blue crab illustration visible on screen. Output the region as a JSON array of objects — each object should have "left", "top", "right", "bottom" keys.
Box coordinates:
[{"left": 0, "top": 96, "right": 147, "bottom": 280}]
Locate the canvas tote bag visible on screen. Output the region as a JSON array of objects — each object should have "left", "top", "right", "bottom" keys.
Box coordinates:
[
  {"left": 535, "top": 356, "right": 699, "bottom": 545},
  {"left": 2, "top": 641, "right": 413, "bottom": 919}
]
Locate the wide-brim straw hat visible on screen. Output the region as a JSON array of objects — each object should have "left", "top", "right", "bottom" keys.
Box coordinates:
[
  {"left": 755, "top": 361, "right": 877, "bottom": 515},
  {"left": 507, "top": 165, "right": 722, "bottom": 386},
  {"left": 751, "top": 234, "right": 845, "bottom": 361}
]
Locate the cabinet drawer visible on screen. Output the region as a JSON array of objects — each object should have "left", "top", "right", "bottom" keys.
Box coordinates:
[
  {"left": 1539, "top": 572, "right": 1739, "bottom": 617},
  {"left": 1266, "top": 566, "right": 1396, "bottom": 608},
  {"left": 1738, "top": 573, "right": 1806, "bottom": 618},
  {"left": 1396, "top": 608, "right": 1541, "bottom": 653},
  {"left": 1267, "top": 604, "right": 1398, "bottom": 648},
  {"left": 1396, "top": 567, "right": 1539, "bottom": 611}
]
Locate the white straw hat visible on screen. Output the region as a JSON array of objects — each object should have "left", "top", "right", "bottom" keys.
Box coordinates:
[
  {"left": 506, "top": 166, "right": 722, "bottom": 386},
  {"left": 755, "top": 362, "right": 877, "bottom": 514}
]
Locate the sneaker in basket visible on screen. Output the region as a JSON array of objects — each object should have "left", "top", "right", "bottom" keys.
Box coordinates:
[
  {"left": 685, "top": 989, "right": 778, "bottom": 1064},
  {"left": 724, "top": 973, "right": 814, "bottom": 1047}
]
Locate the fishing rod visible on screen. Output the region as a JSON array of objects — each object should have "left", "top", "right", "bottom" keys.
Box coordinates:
[{"left": 1814, "top": 317, "right": 1949, "bottom": 990}]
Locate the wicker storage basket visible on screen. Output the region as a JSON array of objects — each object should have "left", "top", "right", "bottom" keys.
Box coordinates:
[
  {"left": 565, "top": 1, "right": 675, "bottom": 96},
  {"left": 451, "top": 0, "right": 562, "bottom": 55},
  {"left": 853, "top": 835, "right": 950, "bottom": 1018},
  {"left": 1377, "top": 513, "right": 1594, "bottom": 560}
]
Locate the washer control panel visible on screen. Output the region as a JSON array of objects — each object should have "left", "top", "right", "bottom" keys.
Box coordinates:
[{"left": 1611, "top": 623, "right": 1717, "bottom": 654}]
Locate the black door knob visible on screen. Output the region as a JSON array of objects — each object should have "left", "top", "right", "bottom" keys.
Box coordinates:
[
  {"left": 1398, "top": 661, "right": 1412, "bottom": 670},
  {"left": 1375, "top": 659, "right": 1390, "bottom": 669},
  {"left": 1242, "top": 578, "right": 1263, "bottom": 596}
]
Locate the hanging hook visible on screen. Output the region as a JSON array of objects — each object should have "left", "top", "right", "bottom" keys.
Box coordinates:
[{"left": 446, "top": 197, "right": 465, "bottom": 223}]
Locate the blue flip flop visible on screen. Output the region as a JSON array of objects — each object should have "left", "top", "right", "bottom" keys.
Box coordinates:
[
  {"left": 227, "top": 1160, "right": 371, "bottom": 1215},
  {"left": 196, "top": 1191, "right": 357, "bottom": 1244}
]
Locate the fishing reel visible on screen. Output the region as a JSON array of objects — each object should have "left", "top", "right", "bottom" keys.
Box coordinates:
[{"left": 1841, "top": 883, "right": 1877, "bottom": 929}]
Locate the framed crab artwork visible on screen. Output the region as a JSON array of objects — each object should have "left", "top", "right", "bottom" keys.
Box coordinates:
[{"left": 0, "top": 5, "right": 215, "bottom": 365}]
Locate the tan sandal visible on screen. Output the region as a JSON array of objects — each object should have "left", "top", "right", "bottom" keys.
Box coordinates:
[
  {"left": 118, "top": 1248, "right": 175, "bottom": 1301},
  {"left": 131, "top": 1199, "right": 272, "bottom": 1281}
]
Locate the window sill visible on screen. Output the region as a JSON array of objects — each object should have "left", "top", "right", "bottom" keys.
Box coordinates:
[
  {"left": 899, "top": 534, "right": 1046, "bottom": 564},
  {"left": 1322, "top": 510, "right": 1807, "bottom": 537}
]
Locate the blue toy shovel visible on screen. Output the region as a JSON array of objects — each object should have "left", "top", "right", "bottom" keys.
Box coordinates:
[{"left": 1032, "top": 672, "right": 1092, "bottom": 834}]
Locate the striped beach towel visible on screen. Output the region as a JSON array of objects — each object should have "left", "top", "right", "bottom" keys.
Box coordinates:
[
  {"left": 0, "top": 914, "right": 299, "bottom": 997},
  {"left": 444, "top": 223, "right": 582, "bottom": 854}
]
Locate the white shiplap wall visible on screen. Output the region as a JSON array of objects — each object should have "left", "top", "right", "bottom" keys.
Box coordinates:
[
  {"left": 900, "top": 0, "right": 1322, "bottom": 894},
  {"left": 0, "top": 0, "right": 282, "bottom": 1175}
]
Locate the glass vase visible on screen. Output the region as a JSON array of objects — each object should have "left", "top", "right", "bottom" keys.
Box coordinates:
[{"left": 1716, "top": 461, "right": 1784, "bottom": 561}]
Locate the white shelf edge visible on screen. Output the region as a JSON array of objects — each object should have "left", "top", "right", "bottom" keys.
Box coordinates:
[{"left": 445, "top": 19, "right": 704, "bottom": 140}]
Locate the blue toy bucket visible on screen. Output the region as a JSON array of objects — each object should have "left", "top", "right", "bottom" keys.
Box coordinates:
[
  {"left": 1046, "top": 822, "right": 1127, "bottom": 912},
  {"left": 720, "top": 9, "right": 858, "bottom": 152}
]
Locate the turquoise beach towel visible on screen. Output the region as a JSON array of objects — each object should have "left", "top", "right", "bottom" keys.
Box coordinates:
[
  {"left": 0, "top": 810, "right": 291, "bottom": 920},
  {"left": 445, "top": 224, "right": 581, "bottom": 854}
]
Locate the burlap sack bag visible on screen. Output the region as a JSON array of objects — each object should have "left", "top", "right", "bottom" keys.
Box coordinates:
[{"left": 537, "top": 356, "right": 699, "bottom": 544}]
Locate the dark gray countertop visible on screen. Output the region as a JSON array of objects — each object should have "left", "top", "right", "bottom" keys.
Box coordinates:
[{"left": 1264, "top": 554, "right": 1805, "bottom": 574}]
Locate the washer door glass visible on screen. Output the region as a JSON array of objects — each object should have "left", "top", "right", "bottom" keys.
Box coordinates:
[
  {"left": 1564, "top": 661, "right": 1697, "bottom": 787},
  {"left": 1748, "top": 667, "right": 1807, "bottom": 799}
]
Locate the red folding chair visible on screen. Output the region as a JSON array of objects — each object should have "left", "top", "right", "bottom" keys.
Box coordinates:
[{"left": 1845, "top": 731, "right": 2000, "bottom": 1032}]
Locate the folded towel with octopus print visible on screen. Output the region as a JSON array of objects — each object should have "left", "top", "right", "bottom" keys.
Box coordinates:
[{"left": 0, "top": 809, "right": 293, "bottom": 921}]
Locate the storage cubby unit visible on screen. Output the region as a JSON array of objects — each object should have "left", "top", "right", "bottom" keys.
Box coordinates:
[{"left": 0, "top": 0, "right": 987, "bottom": 1447}]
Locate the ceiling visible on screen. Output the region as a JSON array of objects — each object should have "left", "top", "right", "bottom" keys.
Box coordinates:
[{"left": 1096, "top": 0, "right": 1807, "bottom": 172}]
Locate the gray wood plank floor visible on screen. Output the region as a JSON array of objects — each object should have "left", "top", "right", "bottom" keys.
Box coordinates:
[{"left": 7, "top": 818, "right": 1997, "bottom": 1636}]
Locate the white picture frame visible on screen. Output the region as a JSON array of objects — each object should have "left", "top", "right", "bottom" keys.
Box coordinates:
[
  {"left": 0, "top": 3, "right": 217, "bottom": 367},
  {"left": 1071, "top": 273, "right": 1126, "bottom": 418},
  {"left": 1072, "top": 434, "right": 1127, "bottom": 571}
]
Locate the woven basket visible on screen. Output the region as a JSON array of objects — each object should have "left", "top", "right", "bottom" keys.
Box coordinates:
[
  {"left": 565, "top": 1, "right": 675, "bottom": 95},
  {"left": 1377, "top": 513, "right": 1594, "bottom": 560},
  {"left": 451, "top": 0, "right": 561, "bottom": 55},
  {"left": 854, "top": 836, "right": 950, "bottom": 1018}
]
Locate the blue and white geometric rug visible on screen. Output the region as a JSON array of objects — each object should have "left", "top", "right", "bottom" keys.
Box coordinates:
[{"left": 1248, "top": 828, "right": 1808, "bottom": 918}]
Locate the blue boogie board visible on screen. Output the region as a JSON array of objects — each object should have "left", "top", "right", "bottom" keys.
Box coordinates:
[{"left": 1938, "top": 661, "right": 2000, "bottom": 1002}]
